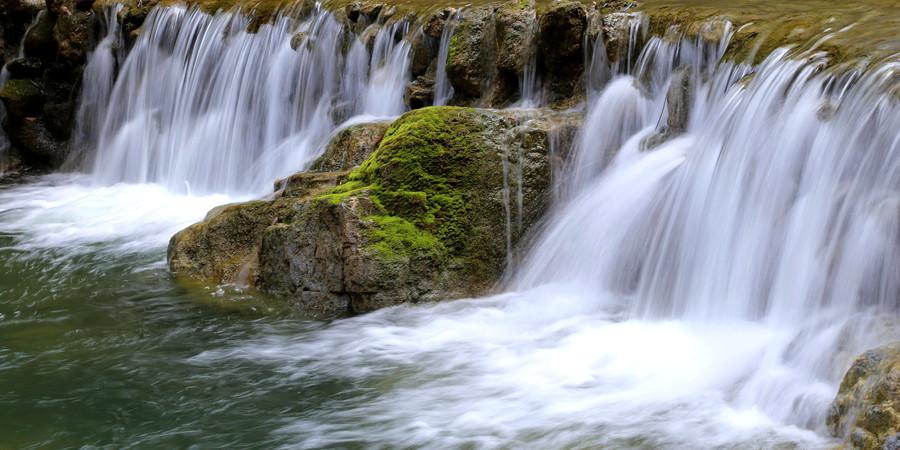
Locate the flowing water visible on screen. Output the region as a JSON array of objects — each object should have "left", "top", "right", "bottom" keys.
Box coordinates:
[{"left": 1, "top": 4, "right": 899, "bottom": 449}]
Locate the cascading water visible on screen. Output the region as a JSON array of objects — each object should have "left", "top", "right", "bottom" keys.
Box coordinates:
[
  {"left": 1, "top": 2, "right": 898, "bottom": 448},
  {"left": 86, "top": 5, "right": 411, "bottom": 195},
  {"left": 432, "top": 11, "right": 457, "bottom": 106}
]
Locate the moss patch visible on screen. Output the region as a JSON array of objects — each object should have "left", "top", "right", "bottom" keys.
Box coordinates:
[{"left": 317, "top": 106, "right": 496, "bottom": 269}]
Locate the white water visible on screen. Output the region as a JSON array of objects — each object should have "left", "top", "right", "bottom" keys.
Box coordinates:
[
  {"left": 86, "top": 6, "right": 410, "bottom": 196},
  {"left": 1, "top": 5, "right": 898, "bottom": 449},
  {"left": 432, "top": 11, "right": 456, "bottom": 106}
]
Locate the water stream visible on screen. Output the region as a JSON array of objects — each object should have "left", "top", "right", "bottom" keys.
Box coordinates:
[{"left": 1, "top": 4, "right": 898, "bottom": 448}]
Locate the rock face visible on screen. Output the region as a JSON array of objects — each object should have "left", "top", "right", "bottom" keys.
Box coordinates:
[
  {"left": 169, "top": 107, "right": 580, "bottom": 313},
  {"left": 537, "top": 1, "right": 587, "bottom": 104},
  {"left": 829, "top": 343, "right": 900, "bottom": 450}
]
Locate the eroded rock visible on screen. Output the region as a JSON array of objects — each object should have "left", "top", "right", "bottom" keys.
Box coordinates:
[
  {"left": 829, "top": 343, "right": 900, "bottom": 450},
  {"left": 445, "top": 6, "right": 496, "bottom": 99}
]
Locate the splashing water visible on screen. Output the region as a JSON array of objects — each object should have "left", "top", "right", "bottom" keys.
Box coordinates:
[{"left": 0, "top": 5, "right": 898, "bottom": 449}]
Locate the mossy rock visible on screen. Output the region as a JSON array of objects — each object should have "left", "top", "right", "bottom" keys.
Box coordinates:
[
  {"left": 829, "top": 343, "right": 900, "bottom": 450},
  {"left": 445, "top": 5, "right": 496, "bottom": 99},
  {"left": 0, "top": 79, "right": 45, "bottom": 120}
]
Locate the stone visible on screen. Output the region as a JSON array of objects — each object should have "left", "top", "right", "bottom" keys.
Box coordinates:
[
  {"left": 828, "top": 343, "right": 900, "bottom": 450},
  {"left": 0, "top": 78, "right": 45, "bottom": 119},
  {"left": 53, "top": 10, "right": 94, "bottom": 65},
  {"left": 169, "top": 108, "right": 581, "bottom": 313},
  {"left": 445, "top": 6, "right": 497, "bottom": 99},
  {"left": 495, "top": 2, "right": 534, "bottom": 75},
  {"left": 405, "top": 75, "right": 435, "bottom": 110},
  {"left": 408, "top": 29, "right": 436, "bottom": 77},
  {"left": 4, "top": 57, "right": 44, "bottom": 79},
  {"left": 537, "top": 1, "right": 587, "bottom": 102},
  {"left": 9, "top": 117, "right": 66, "bottom": 167},
  {"left": 641, "top": 67, "right": 693, "bottom": 150},
  {"left": 23, "top": 11, "right": 57, "bottom": 59},
  {"left": 309, "top": 121, "right": 390, "bottom": 173}
]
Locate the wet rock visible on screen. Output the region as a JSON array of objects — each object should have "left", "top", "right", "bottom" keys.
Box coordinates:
[
  {"left": 642, "top": 67, "right": 692, "bottom": 150},
  {"left": 600, "top": 12, "right": 643, "bottom": 64},
  {"left": 23, "top": 12, "right": 57, "bottom": 59},
  {"left": 829, "top": 343, "right": 900, "bottom": 450},
  {"left": 495, "top": 3, "right": 534, "bottom": 76},
  {"left": 408, "top": 29, "right": 436, "bottom": 77},
  {"left": 405, "top": 75, "right": 435, "bottom": 110},
  {"left": 445, "top": 6, "right": 497, "bottom": 99},
  {"left": 290, "top": 31, "right": 308, "bottom": 51},
  {"left": 309, "top": 121, "right": 390, "bottom": 173},
  {"left": 53, "top": 10, "right": 94, "bottom": 65},
  {"left": 5, "top": 57, "right": 44, "bottom": 79},
  {"left": 42, "top": 100, "right": 75, "bottom": 139},
  {"left": 538, "top": 1, "right": 587, "bottom": 103},
  {"left": 169, "top": 108, "right": 576, "bottom": 313},
  {"left": 423, "top": 10, "right": 450, "bottom": 39},
  {"left": 9, "top": 117, "right": 66, "bottom": 167},
  {"left": 0, "top": 78, "right": 45, "bottom": 119}
]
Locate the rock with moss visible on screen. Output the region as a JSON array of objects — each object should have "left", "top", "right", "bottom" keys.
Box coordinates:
[
  {"left": 495, "top": 2, "right": 534, "bottom": 76},
  {"left": 0, "top": 79, "right": 45, "bottom": 120},
  {"left": 23, "top": 10, "right": 57, "bottom": 59},
  {"left": 52, "top": 10, "right": 94, "bottom": 65},
  {"left": 308, "top": 121, "right": 390, "bottom": 172},
  {"left": 169, "top": 108, "right": 579, "bottom": 313},
  {"left": 445, "top": 5, "right": 496, "bottom": 100},
  {"left": 828, "top": 343, "right": 900, "bottom": 450}
]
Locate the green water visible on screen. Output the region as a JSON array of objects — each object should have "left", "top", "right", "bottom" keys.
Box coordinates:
[{"left": 0, "top": 180, "right": 347, "bottom": 448}]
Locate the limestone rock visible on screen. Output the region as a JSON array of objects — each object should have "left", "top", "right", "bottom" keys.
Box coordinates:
[
  {"left": 445, "top": 6, "right": 497, "bottom": 99},
  {"left": 642, "top": 67, "right": 693, "bottom": 150},
  {"left": 308, "top": 121, "right": 390, "bottom": 173},
  {"left": 404, "top": 75, "right": 434, "bottom": 110},
  {"left": 829, "top": 343, "right": 900, "bottom": 450},
  {"left": 495, "top": 3, "right": 534, "bottom": 75}
]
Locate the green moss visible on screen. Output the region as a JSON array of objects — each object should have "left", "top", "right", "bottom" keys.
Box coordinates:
[
  {"left": 447, "top": 33, "right": 460, "bottom": 64},
  {"left": 366, "top": 215, "right": 445, "bottom": 262},
  {"left": 317, "top": 106, "right": 493, "bottom": 268}
]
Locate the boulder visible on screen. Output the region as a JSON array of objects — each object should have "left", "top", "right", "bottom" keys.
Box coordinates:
[
  {"left": 405, "top": 75, "right": 434, "bottom": 110},
  {"left": 0, "top": 78, "right": 45, "bottom": 119},
  {"left": 642, "top": 67, "right": 693, "bottom": 150},
  {"left": 23, "top": 11, "right": 57, "bottom": 59},
  {"left": 495, "top": 2, "right": 534, "bottom": 76},
  {"left": 52, "top": 10, "right": 94, "bottom": 65},
  {"left": 829, "top": 343, "right": 900, "bottom": 450},
  {"left": 4, "top": 57, "right": 44, "bottom": 79},
  {"left": 309, "top": 121, "right": 390, "bottom": 172},
  {"left": 445, "top": 6, "right": 497, "bottom": 99},
  {"left": 9, "top": 117, "right": 66, "bottom": 167},
  {"left": 169, "top": 108, "right": 579, "bottom": 313},
  {"left": 537, "top": 1, "right": 587, "bottom": 103},
  {"left": 408, "top": 29, "right": 436, "bottom": 77}
]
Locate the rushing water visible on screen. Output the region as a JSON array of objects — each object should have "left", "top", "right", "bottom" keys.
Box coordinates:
[{"left": 1, "top": 4, "right": 899, "bottom": 449}]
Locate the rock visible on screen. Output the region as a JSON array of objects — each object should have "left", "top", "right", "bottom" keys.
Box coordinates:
[
  {"left": 309, "top": 121, "right": 390, "bottom": 172},
  {"left": 408, "top": 29, "right": 436, "bottom": 77},
  {"left": 537, "top": 1, "right": 587, "bottom": 103},
  {"left": 52, "top": 10, "right": 94, "bottom": 65},
  {"left": 0, "top": 78, "right": 45, "bottom": 119},
  {"left": 445, "top": 6, "right": 497, "bottom": 99},
  {"left": 42, "top": 100, "right": 75, "bottom": 139},
  {"left": 599, "top": 12, "right": 643, "bottom": 65},
  {"left": 641, "top": 67, "right": 693, "bottom": 150},
  {"left": 23, "top": 11, "right": 57, "bottom": 59},
  {"left": 828, "top": 343, "right": 900, "bottom": 450},
  {"left": 495, "top": 3, "right": 534, "bottom": 75},
  {"left": 9, "top": 117, "right": 66, "bottom": 167},
  {"left": 423, "top": 10, "right": 450, "bottom": 39},
  {"left": 4, "top": 57, "right": 44, "bottom": 79},
  {"left": 405, "top": 75, "right": 434, "bottom": 110},
  {"left": 169, "top": 108, "right": 576, "bottom": 313}
]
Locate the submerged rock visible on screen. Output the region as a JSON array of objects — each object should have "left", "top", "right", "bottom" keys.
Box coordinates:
[
  {"left": 169, "top": 108, "right": 579, "bottom": 313},
  {"left": 829, "top": 343, "right": 900, "bottom": 450}
]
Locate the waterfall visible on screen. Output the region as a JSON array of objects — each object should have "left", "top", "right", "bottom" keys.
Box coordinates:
[
  {"left": 84, "top": 5, "right": 411, "bottom": 195},
  {"left": 67, "top": 4, "right": 124, "bottom": 170},
  {"left": 513, "top": 23, "right": 900, "bottom": 429},
  {"left": 432, "top": 11, "right": 456, "bottom": 106}
]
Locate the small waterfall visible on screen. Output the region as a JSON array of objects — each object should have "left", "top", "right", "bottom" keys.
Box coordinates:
[
  {"left": 433, "top": 11, "right": 457, "bottom": 106},
  {"left": 67, "top": 4, "right": 124, "bottom": 170},
  {"left": 0, "top": 73, "right": 10, "bottom": 175},
  {"left": 84, "top": 5, "right": 412, "bottom": 195},
  {"left": 515, "top": 11, "right": 541, "bottom": 108},
  {"left": 513, "top": 20, "right": 900, "bottom": 430}
]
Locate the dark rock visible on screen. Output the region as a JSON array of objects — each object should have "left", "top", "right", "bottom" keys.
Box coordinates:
[
  {"left": 53, "top": 10, "right": 94, "bottom": 65},
  {"left": 408, "top": 29, "right": 436, "bottom": 77},
  {"left": 9, "top": 117, "right": 66, "bottom": 167},
  {"left": 495, "top": 3, "right": 534, "bottom": 75},
  {"left": 423, "top": 10, "right": 450, "bottom": 39},
  {"left": 0, "top": 78, "right": 45, "bottom": 119},
  {"left": 42, "top": 100, "right": 74, "bottom": 139},
  {"left": 23, "top": 11, "right": 57, "bottom": 59},
  {"left": 538, "top": 1, "right": 587, "bottom": 103},
  {"left": 5, "top": 57, "right": 44, "bottom": 79},
  {"left": 404, "top": 75, "right": 434, "bottom": 110},
  {"left": 828, "top": 343, "right": 900, "bottom": 450}
]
